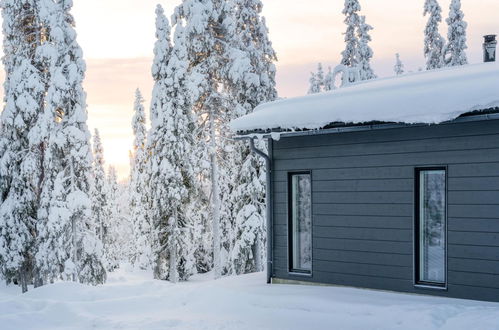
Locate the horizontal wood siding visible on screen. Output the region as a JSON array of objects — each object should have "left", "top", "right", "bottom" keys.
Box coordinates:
[{"left": 271, "top": 119, "right": 499, "bottom": 302}]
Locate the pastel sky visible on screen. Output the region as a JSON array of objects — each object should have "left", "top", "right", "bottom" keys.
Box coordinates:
[{"left": 4, "top": 0, "right": 499, "bottom": 179}]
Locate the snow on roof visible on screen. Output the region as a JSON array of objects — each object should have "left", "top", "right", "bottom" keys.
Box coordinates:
[{"left": 230, "top": 62, "right": 499, "bottom": 134}]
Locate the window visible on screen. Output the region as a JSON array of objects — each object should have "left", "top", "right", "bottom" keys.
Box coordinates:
[
  {"left": 288, "top": 173, "right": 312, "bottom": 274},
  {"left": 415, "top": 168, "right": 447, "bottom": 287}
]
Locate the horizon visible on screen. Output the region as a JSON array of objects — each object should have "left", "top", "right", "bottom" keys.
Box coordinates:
[{"left": 2, "top": 0, "right": 498, "bottom": 180}]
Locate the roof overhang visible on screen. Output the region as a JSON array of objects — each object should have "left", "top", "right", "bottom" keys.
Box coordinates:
[{"left": 234, "top": 109, "right": 499, "bottom": 140}]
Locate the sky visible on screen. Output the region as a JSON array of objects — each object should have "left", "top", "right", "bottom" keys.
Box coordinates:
[{"left": 4, "top": 0, "right": 499, "bottom": 179}]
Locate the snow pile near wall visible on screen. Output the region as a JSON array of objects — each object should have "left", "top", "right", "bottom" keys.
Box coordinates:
[
  {"left": 231, "top": 62, "right": 499, "bottom": 133},
  {"left": 2, "top": 270, "right": 499, "bottom": 329}
]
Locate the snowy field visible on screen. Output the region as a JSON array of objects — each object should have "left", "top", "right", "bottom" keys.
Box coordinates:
[{"left": 1, "top": 270, "right": 499, "bottom": 330}]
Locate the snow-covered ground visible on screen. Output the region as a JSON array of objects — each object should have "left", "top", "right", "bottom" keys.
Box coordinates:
[{"left": 1, "top": 269, "right": 499, "bottom": 330}]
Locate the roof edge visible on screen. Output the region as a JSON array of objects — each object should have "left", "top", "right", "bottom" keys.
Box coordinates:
[{"left": 234, "top": 109, "right": 499, "bottom": 140}]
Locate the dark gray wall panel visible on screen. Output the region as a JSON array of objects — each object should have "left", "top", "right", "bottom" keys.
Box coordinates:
[
  {"left": 449, "top": 218, "right": 499, "bottom": 232},
  {"left": 314, "top": 249, "right": 412, "bottom": 267},
  {"left": 314, "top": 215, "right": 412, "bottom": 229},
  {"left": 271, "top": 118, "right": 499, "bottom": 302}
]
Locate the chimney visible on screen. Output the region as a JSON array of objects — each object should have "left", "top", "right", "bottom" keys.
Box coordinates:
[{"left": 483, "top": 35, "right": 497, "bottom": 62}]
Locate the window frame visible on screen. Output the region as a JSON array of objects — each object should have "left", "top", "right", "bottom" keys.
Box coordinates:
[
  {"left": 287, "top": 171, "right": 313, "bottom": 276},
  {"left": 414, "top": 167, "right": 448, "bottom": 289}
]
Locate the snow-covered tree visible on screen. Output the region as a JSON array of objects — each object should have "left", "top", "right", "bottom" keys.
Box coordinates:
[
  {"left": 149, "top": 7, "right": 198, "bottom": 281},
  {"left": 445, "top": 0, "right": 467, "bottom": 66},
  {"left": 172, "top": 0, "right": 231, "bottom": 280},
  {"left": 225, "top": 0, "right": 278, "bottom": 275},
  {"left": 307, "top": 72, "right": 321, "bottom": 94},
  {"left": 91, "top": 129, "right": 108, "bottom": 245},
  {"left": 129, "top": 89, "right": 152, "bottom": 270},
  {"left": 315, "top": 63, "right": 325, "bottom": 87},
  {"left": 150, "top": 5, "right": 173, "bottom": 124},
  {"left": 424, "top": 0, "right": 446, "bottom": 70},
  {"left": 0, "top": 0, "right": 46, "bottom": 292},
  {"left": 340, "top": 0, "right": 361, "bottom": 68},
  {"left": 115, "top": 182, "right": 134, "bottom": 266},
  {"left": 307, "top": 63, "right": 324, "bottom": 94},
  {"left": 37, "top": 0, "right": 105, "bottom": 285},
  {"left": 357, "top": 16, "right": 376, "bottom": 80},
  {"left": 148, "top": 4, "right": 172, "bottom": 280},
  {"left": 394, "top": 53, "right": 404, "bottom": 75},
  {"left": 324, "top": 66, "right": 335, "bottom": 91},
  {"left": 103, "top": 166, "right": 121, "bottom": 271}
]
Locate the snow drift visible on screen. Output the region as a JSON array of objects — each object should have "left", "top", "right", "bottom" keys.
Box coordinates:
[
  {"left": 230, "top": 62, "right": 499, "bottom": 133},
  {"left": 2, "top": 270, "right": 499, "bottom": 330}
]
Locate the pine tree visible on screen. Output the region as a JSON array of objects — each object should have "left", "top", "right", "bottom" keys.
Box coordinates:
[
  {"left": 148, "top": 4, "right": 171, "bottom": 280},
  {"left": 129, "top": 89, "right": 152, "bottom": 270},
  {"left": 445, "top": 0, "right": 468, "bottom": 66},
  {"left": 37, "top": 0, "right": 106, "bottom": 285},
  {"left": 307, "top": 63, "right": 324, "bottom": 94},
  {"left": 226, "top": 0, "right": 278, "bottom": 275},
  {"left": 0, "top": 0, "right": 46, "bottom": 292},
  {"left": 357, "top": 16, "right": 376, "bottom": 80},
  {"left": 172, "top": 0, "right": 231, "bottom": 280},
  {"left": 147, "top": 7, "right": 175, "bottom": 279},
  {"left": 103, "top": 166, "right": 121, "bottom": 271},
  {"left": 324, "top": 66, "right": 335, "bottom": 91},
  {"left": 341, "top": 0, "right": 361, "bottom": 68},
  {"left": 150, "top": 5, "right": 173, "bottom": 124},
  {"left": 115, "top": 181, "right": 134, "bottom": 266},
  {"left": 307, "top": 72, "right": 321, "bottom": 94},
  {"left": 91, "top": 129, "right": 108, "bottom": 247},
  {"left": 394, "top": 53, "right": 405, "bottom": 75},
  {"left": 424, "top": 0, "right": 445, "bottom": 70},
  {"left": 149, "top": 7, "right": 198, "bottom": 281},
  {"left": 316, "top": 63, "right": 325, "bottom": 87}
]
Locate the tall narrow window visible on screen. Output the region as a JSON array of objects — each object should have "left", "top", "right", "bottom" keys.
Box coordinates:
[
  {"left": 416, "top": 168, "right": 447, "bottom": 286},
  {"left": 289, "top": 173, "right": 312, "bottom": 273}
]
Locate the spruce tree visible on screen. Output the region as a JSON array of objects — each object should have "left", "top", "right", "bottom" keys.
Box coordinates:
[
  {"left": 341, "top": 0, "right": 361, "bottom": 68},
  {"left": 357, "top": 16, "right": 376, "bottom": 80},
  {"left": 91, "top": 129, "right": 108, "bottom": 246},
  {"left": 103, "top": 166, "right": 121, "bottom": 271},
  {"left": 324, "top": 66, "right": 335, "bottom": 91},
  {"left": 445, "top": 0, "right": 468, "bottom": 66},
  {"left": 316, "top": 63, "right": 325, "bottom": 87},
  {"left": 173, "top": 0, "right": 232, "bottom": 279},
  {"left": 307, "top": 72, "right": 321, "bottom": 94},
  {"left": 394, "top": 53, "right": 405, "bottom": 75},
  {"left": 148, "top": 5, "right": 175, "bottom": 280},
  {"left": 0, "top": 0, "right": 45, "bottom": 292},
  {"left": 149, "top": 7, "right": 197, "bottom": 281},
  {"left": 147, "top": 8, "right": 174, "bottom": 278},
  {"left": 150, "top": 5, "right": 173, "bottom": 124},
  {"left": 424, "top": 0, "right": 445, "bottom": 70},
  {"left": 226, "top": 0, "right": 278, "bottom": 275},
  {"left": 307, "top": 63, "right": 324, "bottom": 94},
  {"left": 129, "top": 89, "right": 152, "bottom": 270},
  {"left": 38, "top": 0, "right": 105, "bottom": 285}
]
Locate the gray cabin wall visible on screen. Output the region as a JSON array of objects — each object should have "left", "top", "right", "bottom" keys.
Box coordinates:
[{"left": 271, "top": 119, "right": 499, "bottom": 302}]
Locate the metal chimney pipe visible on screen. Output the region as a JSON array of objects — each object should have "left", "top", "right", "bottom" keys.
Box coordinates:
[{"left": 483, "top": 35, "right": 497, "bottom": 62}]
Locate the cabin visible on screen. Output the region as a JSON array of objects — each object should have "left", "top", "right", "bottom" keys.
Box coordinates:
[{"left": 230, "top": 44, "right": 499, "bottom": 302}]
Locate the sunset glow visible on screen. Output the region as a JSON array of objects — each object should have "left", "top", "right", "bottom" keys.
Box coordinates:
[{"left": 16, "top": 0, "right": 497, "bottom": 179}]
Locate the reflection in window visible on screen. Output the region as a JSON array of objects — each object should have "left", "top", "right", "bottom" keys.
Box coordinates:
[
  {"left": 417, "top": 169, "right": 446, "bottom": 285},
  {"left": 290, "top": 173, "right": 312, "bottom": 273}
]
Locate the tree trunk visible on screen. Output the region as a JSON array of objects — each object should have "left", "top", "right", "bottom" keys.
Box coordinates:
[
  {"left": 19, "top": 265, "right": 28, "bottom": 293},
  {"left": 254, "top": 232, "right": 262, "bottom": 272},
  {"left": 169, "top": 210, "right": 179, "bottom": 283},
  {"left": 70, "top": 162, "right": 78, "bottom": 283},
  {"left": 210, "top": 112, "right": 221, "bottom": 280},
  {"left": 33, "top": 268, "right": 43, "bottom": 288}
]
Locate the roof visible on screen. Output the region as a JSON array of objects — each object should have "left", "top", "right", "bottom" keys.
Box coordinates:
[{"left": 230, "top": 62, "right": 499, "bottom": 135}]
